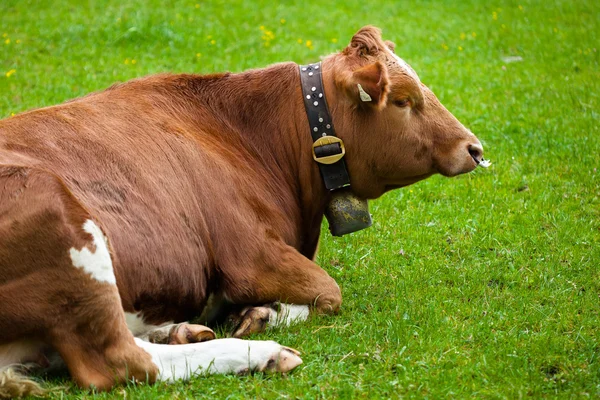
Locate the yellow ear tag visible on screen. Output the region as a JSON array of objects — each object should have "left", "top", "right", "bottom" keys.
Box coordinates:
[{"left": 357, "top": 84, "right": 372, "bottom": 102}]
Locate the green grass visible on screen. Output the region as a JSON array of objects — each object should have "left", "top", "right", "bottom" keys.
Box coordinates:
[{"left": 2, "top": 0, "right": 599, "bottom": 398}]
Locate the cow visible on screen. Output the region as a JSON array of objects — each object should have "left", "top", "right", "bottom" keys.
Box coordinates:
[{"left": 0, "top": 26, "right": 486, "bottom": 397}]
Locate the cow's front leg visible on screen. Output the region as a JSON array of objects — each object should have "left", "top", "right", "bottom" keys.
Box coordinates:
[
  {"left": 134, "top": 338, "right": 302, "bottom": 379},
  {"left": 224, "top": 238, "right": 341, "bottom": 337}
]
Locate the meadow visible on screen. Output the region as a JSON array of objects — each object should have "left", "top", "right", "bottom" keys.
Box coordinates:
[{"left": 1, "top": 0, "right": 599, "bottom": 398}]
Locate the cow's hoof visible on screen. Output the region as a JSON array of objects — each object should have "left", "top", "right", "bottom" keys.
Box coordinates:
[
  {"left": 231, "top": 306, "right": 273, "bottom": 338},
  {"left": 263, "top": 346, "right": 302, "bottom": 373},
  {"left": 169, "top": 323, "right": 216, "bottom": 344},
  {"left": 239, "top": 341, "right": 302, "bottom": 373}
]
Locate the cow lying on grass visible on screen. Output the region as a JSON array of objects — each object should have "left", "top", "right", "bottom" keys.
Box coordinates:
[{"left": 0, "top": 26, "right": 485, "bottom": 397}]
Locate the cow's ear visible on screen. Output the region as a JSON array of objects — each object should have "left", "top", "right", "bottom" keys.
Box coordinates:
[
  {"left": 350, "top": 61, "right": 390, "bottom": 109},
  {"left": 346, "top": 26, "right": 385, "bottom": 56}
]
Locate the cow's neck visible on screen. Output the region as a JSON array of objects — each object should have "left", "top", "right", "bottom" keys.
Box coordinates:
[{"left": 196, "top": 63, "right": 330, "bottom": 257}]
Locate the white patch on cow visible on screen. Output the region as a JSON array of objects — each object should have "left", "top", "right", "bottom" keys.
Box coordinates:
[
  {"left": 125, "top": 312, "right": 174, "bottom": 337},
  {"left": 268, "top": 304, "right": 310, "bottom": 327},
  {"left": 134, "top": 338, "right": 302, "bottom": 380},
  {"left": 387, "top": 49, "right": 420, "bottom": 82},
  {"left": 69, "top": 220, "right": 116, "bottom": 285}
]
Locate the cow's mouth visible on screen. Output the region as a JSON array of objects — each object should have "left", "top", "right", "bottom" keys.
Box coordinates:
[
  {"left": 469, "top": 151, "right": 491, "bottom": 168},
  {"left": 478, "top": 158, "right": 491, "bottom": 168}
]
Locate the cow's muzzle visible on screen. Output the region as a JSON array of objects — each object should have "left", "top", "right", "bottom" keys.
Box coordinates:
[
  {"left": 468, "top": 143, "right": 483, "bottom": 165},
  {"left": 468, "top": 143, "right": 491, "bottom": 168}
]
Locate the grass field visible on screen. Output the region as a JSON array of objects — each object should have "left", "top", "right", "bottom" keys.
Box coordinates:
[{"left": 2, "top": 0, "right": 599, "bottom": 398}]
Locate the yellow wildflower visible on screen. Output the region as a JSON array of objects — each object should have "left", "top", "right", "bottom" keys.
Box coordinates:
[
  {"left": 305, "top": 40, "right": 313, "bottom": 50},
  {"left": 210, "top": 39, "right": 216, "bottom": 45},
  {"left": 131, "top": 59, "right": 137, "bottom": 64},
  {"left": 492, "top": 11, "right": 498, "bottom": 20},
  {"left": 5, "top": 69, "right": 16, "bottom": 78},
  {"left": 518, "top": 5, "right": 523, "bottom": 10},
  {"left": 331, "top": 38, "right": 338, "bottom": 43},
  {"left": 195, "top": 3, "right": 200, "bottom": 8},
  {"left": 280, "top": 19, "right": 286, "bottom": 24},
  {"left": 124, "top": 58, "right": 130, "bottom": 64},
  {"left": 458, "top": 46, "right": 463, "bottom": 51},
  {"left": 15, "top": 39, "right": 20, "bottom": 44},
  {"left": 261, "top": 28, "right": 275, "bottom": 47},
  {"left": 11, "top": 112, "right": 15, "bottom": 116},
  {"left": 196, "top": 53, "right": 202, "bottom": 58},
  {"left": 2, "top": 33, "right": 7, "bottom": 38},
  {"left": 471, "top": 32, "right": 477, "bottom": 38},
  {"left": 4, "top": 38, "right": 10, "bottom": 45},
  {"left": 260, "top": 25, "right": 265, "bottom": 31},
  {"left": 297, "top": 38, "right": 303, "bottom": 44},
  {"left": 460, "top": 32, "right": 466, "bottom": 40},
  {"left": 441, "top": 43, "right": 449, "bottom": 50}
]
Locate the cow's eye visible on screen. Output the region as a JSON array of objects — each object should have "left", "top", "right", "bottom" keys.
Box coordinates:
[{"left": 394, "top": 98, "right": 410, "bottom": 108}]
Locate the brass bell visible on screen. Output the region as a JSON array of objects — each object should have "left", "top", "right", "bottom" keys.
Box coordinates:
[{"left": 324, "top": 187, "right": 372, "bottom": 236}]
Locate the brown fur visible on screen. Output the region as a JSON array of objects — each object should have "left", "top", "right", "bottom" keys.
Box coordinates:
[{"left": 0, "top": 26, "right": 482, "bottom": 393}]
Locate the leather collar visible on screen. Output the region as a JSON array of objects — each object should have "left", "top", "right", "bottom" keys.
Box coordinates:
[{"left": 299, "top": 62, "right": 351, "bottom": 190}]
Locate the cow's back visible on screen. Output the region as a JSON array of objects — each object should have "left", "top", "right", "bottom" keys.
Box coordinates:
[{"left": 0, "top": 83, "right": 227, "bottom": 323}]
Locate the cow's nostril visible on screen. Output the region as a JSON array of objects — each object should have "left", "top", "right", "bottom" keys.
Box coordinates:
[{"left": 468, "top": 143, "right": 483, "bottom": 164}]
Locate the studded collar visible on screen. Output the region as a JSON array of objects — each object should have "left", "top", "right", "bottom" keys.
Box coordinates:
[{"left": 299, "top": 62, "right": 350, "bottom": 191}]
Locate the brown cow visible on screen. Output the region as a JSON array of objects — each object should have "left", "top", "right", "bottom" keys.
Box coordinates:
[{"left": 0, "top": 26, "right": 485, "bottom": 397}]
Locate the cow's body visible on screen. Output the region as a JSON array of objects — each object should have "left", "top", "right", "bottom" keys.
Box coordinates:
[
  {"left": 0, "top": 26, "right": 485, "bottom": 397},
  {"left": 0, "top": 64, "right": 320, "bottom": 325}
]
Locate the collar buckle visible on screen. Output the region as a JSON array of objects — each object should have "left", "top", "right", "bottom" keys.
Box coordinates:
[{"left": 312, "top": 136, "right": 346, "bottom": 164}]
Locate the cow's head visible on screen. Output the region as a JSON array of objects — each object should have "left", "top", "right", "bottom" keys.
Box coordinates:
[{"left": 324, "top": 26, "right": 484, "bottom": 199}]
